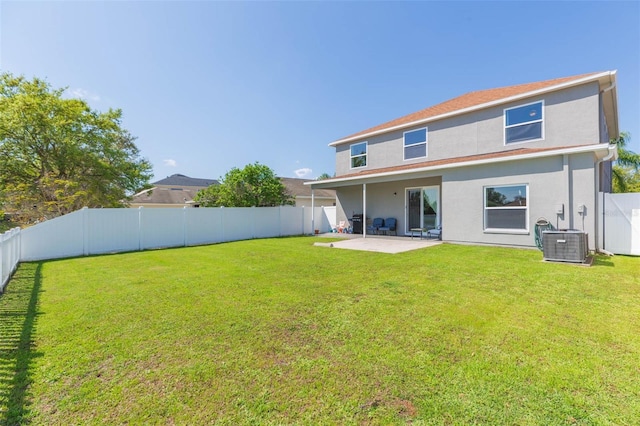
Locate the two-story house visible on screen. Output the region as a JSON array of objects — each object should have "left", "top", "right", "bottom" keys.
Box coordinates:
[{"left": 308, "top": 71, "right": 619, "bottom": 250}]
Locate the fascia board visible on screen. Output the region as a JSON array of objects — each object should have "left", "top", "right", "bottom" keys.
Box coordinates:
[{"left": 329, "top": 71, "right": 614, "bottom": 147}]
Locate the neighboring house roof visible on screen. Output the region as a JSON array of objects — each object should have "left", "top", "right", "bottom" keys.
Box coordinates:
[
  {"left": 153, "top": 174, "right": 219, "bottom": 187},
  {"left": 131, "top": 174, "right": 218, "bottom": 206},
  {"left": 310, "top": 143, "right": 617, "bottom": 187},
  {"left": 331, "top": 71, "right": 614, "bottom": 146},
  {"left": 132, "top": 187, "right": 201, "bottom": 205},
  {"left": 280, "top": 177, "right": 336, "bottom": 199}
]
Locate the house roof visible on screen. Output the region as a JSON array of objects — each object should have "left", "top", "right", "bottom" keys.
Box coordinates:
[
  {"left": 309, "top": 143, "right": 617, "bottom": 188},
  {"left": 280, "top": 177, "right": 336, "bottom": 198},
  {"left": 153, "top": 174, "right": 219, "bottom": 187},
  {"left": 331, "top": 71, "right": 616, "bottom": 146},
  {"left": 131, "top": 187, "right": 201, "bottom": 205},
  {"left": 131, "top": 173, "right": 218, "bottom": 206}
]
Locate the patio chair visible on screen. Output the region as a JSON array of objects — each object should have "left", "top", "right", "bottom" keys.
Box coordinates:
[
  {"left": 366, "top": 217, "right": 384, "bottom": 235},
  {"left": 378, "top": 218, "right": 397, "bottom": 236},
  {"left": 426, "top": 225, "right": 442, "bottom": 240}
]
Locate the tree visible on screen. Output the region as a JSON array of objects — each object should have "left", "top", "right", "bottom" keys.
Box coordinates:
[
  {"left": 485, "top": 188, "right": 507, "bottom": 207},
  {"left": 194, "top": 162, "right": 293, "bottom": 207},
  {"left": 612, "top": 166, "right": 640, "bottom": 193},
  {"left": 611, "top": 132, "right": 640, "bottom": 193},
  {"left": 0, "top": 73, "right": 152, "bottom": 223},
  {"left": 316, "top": 172, "right": 334, "bottom": 180}
]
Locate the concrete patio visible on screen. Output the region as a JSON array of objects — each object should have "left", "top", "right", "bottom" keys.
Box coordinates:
[{"left": 313, "top": 233, "right": 442, "bottom": 254}]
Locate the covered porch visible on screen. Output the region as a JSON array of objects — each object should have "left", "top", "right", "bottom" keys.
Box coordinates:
[{"left": 309, "top": 174, "right": 443, "bottom": 239}]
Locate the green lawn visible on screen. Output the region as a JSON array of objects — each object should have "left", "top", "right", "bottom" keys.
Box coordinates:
[{"left": 1, "top": 238, "right": 639, "bottom": 425}]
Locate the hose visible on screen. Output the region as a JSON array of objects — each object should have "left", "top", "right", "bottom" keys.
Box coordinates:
[{"left": 534, "top": 218, "right": 554, "bottom": 251}]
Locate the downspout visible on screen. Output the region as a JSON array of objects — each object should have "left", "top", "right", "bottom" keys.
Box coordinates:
[
  {"left": 594, "top": 77, "right": 617, "bottom": 254},
  {"left": 594, "top": 144, "right": 616, "bottom": 254},
  {"left": 601, "top": 81, "right": 616, "bottom": 96},
  {"left": 563, "top": 154, "right": 571, "bottom": 230}
]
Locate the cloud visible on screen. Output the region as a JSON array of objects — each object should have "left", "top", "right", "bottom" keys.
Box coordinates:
[
  {"left": 69, "top": 88, "right": 101, "bottom": 102},
  {"left": 163, "top": 159, "right": 177, "bottom": 167},
  {"left": 294, "top": 168, "right": 312, "bottom": 178}
]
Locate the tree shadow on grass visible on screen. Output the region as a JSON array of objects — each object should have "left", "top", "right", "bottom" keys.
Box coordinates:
[{"left": 0, "top": 262, "right": 44, "bottom": 425}]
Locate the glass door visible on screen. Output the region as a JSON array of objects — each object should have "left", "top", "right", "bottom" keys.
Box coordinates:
[{"left": 405, "top": 186, "right": 440, "bottom": 233}]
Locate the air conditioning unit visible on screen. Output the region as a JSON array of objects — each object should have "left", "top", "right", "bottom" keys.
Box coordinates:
[{"left": 542, "top": 230, "right": 589, "bottom": 263}]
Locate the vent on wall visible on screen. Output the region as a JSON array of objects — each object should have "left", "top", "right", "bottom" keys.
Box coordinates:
[{"left": 542, "top": 230, "right": 589, "bottom": 263}]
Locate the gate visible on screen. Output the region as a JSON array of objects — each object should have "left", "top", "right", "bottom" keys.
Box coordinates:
[{"left": 600, "top": 192, "right": 640, "bottom": 255}]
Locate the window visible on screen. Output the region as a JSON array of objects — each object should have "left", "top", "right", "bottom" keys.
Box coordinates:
[
  {"left": 504, "top": 101, "right": 543, "bottom": 144},
  {"left": 350, "top": 142, "right": 367, "bottom": 168},
  {"left": 484, "top": 184, "right": 528, "bottom": 231},
  {"left": 404, "top": 127, "right": 427, "bottom": 160}
]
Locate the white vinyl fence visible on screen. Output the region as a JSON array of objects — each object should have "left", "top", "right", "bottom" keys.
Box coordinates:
[
  {"left": 1, "top": 227, "right": 21, "bottom": 292},
  {"left": 15, "top": 206, "right": 335, "bottom": 262},
  {"left": 600, "top": 192, "right": 640, "bottom": 256}
]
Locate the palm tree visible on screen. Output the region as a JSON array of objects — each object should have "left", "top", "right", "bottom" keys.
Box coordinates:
[
  {"left": 316, "top": 173, "right": 334, "bottom": 180},
  {"left": 611, "top": 132, "right": 640, "bottom": 192}
]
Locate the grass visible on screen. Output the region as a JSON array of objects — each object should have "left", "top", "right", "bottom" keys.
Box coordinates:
[{"left": 1, "top": 237, "right": 639, "bottom": 425}]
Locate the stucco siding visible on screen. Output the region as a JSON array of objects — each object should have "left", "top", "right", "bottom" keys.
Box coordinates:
[
  {"left": 442, "top": 153, "right": 597, "bottom": 248},
  {"left": 295, "top": 198, "right": 335, "bottom": 208},
  {"left": 335, "top": 82, "right": 601, "bottom": 176},
  {"left": 544, "top": 82, "right": 600, "bottom": 147}
]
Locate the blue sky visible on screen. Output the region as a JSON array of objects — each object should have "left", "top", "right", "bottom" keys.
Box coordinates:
[{"left": 1, "top": 1, "right": 639, "bottom": 182}]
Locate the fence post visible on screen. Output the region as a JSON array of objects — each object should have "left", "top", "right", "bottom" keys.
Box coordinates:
[
  {"left": 11, "top": 229, "right": 17, "bottom": 276},
  {"left": 1, "top": 228, "right": 21, "bottom": 292},
  {"left": 251, "top": 206, "right": 256, "bottom": 239},
  {"left": 138, "top": 207, "right": 144, "bottom": 251},
  {"left": 183, "top": 206, "right": 188, "bottom": 247},
  {"left": 220, "top": 206, "right": 225, "bottom": 243},
  {"left": 15, "top": 227, "right": 21, "bottom": 263},
  {"left": 0, "top": 232, "right": 4, "bottom": 291},
  {"left": 7, "top": 230, "right": 12, "bottom": 276},
  {"left": 82, "top": 207, "right": 89, "bottom": 256}
]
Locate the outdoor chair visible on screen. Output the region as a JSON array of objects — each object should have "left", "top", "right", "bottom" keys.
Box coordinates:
[
  {"left": 337, "top": 220, "right": 353, "bottom": 233},
  {"left": 366, "top": 217, "right": 384, "bottom": 235},
  {"left": 378, "top": 218, "right": 397, "bottom": 236},
  {"left": 427, "top": 225, "right": 442, "bottom": 240}
]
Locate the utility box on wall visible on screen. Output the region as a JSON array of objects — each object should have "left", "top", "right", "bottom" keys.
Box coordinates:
[{"left": 542, "top": 230, "right": 589, "bottom": 263}]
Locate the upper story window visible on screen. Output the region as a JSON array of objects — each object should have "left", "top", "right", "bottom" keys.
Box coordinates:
[
  {"left": 504, "top": 101, "right": 543, "bottom": 144},
  {"left": 350, "top": 142, "right": 367, "bottom": 169},
  {"left": 404, "top": 127, "right": 428, "bottom": 160},
  {"left": 484, "top": 184, "right": 528, "bottom": 232}
]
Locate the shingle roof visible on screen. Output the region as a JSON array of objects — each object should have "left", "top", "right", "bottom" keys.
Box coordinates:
[
  {"left": 334, "top": 72, "right": 603, "bottom": 144},
  {"left": 280, "top": 177, "right": 336, "bottom": 198},
  {"left": 131, "top": 187, "right": 200, "bottom": 205},
  {"left": 153, "top": 174, "right": 218, "bottom": 187}
]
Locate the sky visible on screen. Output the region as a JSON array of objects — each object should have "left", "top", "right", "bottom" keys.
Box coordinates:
[{"left": 1, "top": 1, "right": 639, "bottom": 183}]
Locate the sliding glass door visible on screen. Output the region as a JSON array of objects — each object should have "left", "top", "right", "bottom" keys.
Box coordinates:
[{"left": 405, "top": 186, "right": 440, "bottom": 233}]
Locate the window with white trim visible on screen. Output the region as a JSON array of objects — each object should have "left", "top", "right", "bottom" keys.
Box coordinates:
[
  {"left": 504, "top": 101, "right": 543, "bottom": 144},
  {"left": 404, "top": 127, "right": 427, "bottom": 160},
  {"left": 350, "top": 142, "right": 367, "bottom": 168},
  {"left": 484, "top": 184, "right": 528, "bottom": 231}
]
